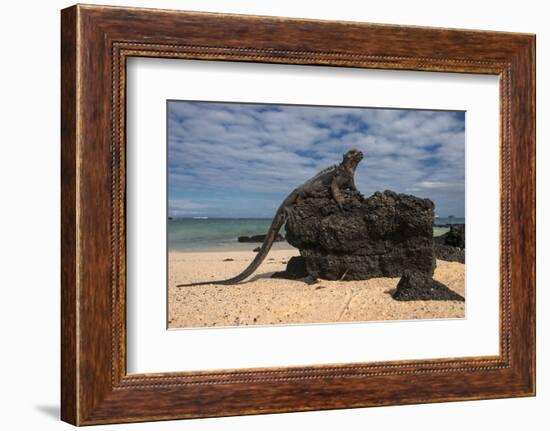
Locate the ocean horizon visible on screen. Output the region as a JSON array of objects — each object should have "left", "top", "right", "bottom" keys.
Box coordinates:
[{"left": 168, "top": 217, "right": 465, "bottom": 252}]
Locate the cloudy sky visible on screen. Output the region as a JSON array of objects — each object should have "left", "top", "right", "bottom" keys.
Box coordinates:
[{"left": 168, "top": 100, "right": 465, "bottom": 218}]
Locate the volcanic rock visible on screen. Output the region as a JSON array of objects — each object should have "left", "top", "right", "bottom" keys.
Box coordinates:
[
  {"left": 284, "top": 189, "right": 436, "bottom": 280},
  {"left": 271, "top": 256, "right": 309, "bottom": 280},
  {"left": 434, "top": 224, "right": 465, "bottom": 263},
  {"left": 441, "top": 224, "right": 465, "bottom": 248},
  {"left": 434, "top": 244, "right": 465, "bottom": 264},
  {"left": 392, "top": 270, "right": 464, "bottom": 301}
]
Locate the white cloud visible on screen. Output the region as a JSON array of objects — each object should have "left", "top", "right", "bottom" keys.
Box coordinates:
[
  {"left": 168, "top": 199, "right": 214, "bottom": 216},
  {"left": 168, "top": 102, "right": 465, "bottom": 217}
]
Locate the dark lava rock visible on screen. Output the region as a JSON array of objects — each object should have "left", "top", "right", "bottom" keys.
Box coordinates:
[
  {"left": 434, "top": 244, "right": 465, "bottom": 264},
  {"left": 238, "top": 233, "right": 284, "bottom": 243},
  {"left": 434, "top": 224, "right": 465, "bottom": 263},
  {"left": 284, "top": 189, "right": 436, "bottom": 280},
  {"left": 271, "top": 256, "right": 309, "bottom": 280},
  {"left": 392, "top": 271, "right": 464, "bottom": 301},
  {"left": 443, "top": 224, "right": 465, "bottom": 248}
]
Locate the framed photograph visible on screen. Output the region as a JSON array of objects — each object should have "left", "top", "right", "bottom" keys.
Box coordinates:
[{"left": 61, "top": 4, "right": 535, "bottom": 425}]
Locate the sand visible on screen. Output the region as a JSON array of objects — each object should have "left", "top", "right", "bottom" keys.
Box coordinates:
[{"left": 168, "top": 247, "right": 465, "bottom": 329}]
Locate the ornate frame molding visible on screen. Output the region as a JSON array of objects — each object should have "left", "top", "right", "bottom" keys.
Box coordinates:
[{"left": 61, "top": 5, "right": 535, "bottom": 425}]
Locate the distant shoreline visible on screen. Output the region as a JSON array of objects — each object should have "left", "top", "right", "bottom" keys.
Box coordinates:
[{"left": 167, "top": 217, "right": 464, "bottom": 253}]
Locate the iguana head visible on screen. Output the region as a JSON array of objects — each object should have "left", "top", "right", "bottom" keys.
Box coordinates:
[{"left": 342, "top": 148, "right": 363, "bottom": 171}]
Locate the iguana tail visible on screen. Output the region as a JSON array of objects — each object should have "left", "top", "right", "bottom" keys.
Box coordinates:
[{"left": 176, "top": 201, "right": 289, "bottom": 287}]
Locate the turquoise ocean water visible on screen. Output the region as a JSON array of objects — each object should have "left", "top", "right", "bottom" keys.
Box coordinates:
[{"left": 168, "top": 217, "right": 465, "bottom": 252}]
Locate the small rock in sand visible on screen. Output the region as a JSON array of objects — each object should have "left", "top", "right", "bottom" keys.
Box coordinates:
[
  {"left": 392, "top": 270, "right": 464, "bottom": 302},
  {"left": 271, "top": 256, "right": 309, "bottom": 280}
]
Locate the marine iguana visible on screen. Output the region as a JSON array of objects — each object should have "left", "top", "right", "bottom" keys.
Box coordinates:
[{"left": 176, "top": 149, "right": 364, "bottom": 287}]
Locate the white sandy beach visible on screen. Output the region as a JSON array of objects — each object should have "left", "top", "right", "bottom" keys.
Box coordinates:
[{"left": 168, "top": 248, "right": 465, "bottom": 329}]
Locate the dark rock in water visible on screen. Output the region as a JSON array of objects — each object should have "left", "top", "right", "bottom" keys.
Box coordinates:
[
  {"left": 238, "top": 233, "right": 284, "bottom": 243},
  {"left": 271, "top": 256, "right": 309, "bottom": 280},
  {"left": 443, "top": 224, "right": 465, "bottom": 248},
  {"left": 434, "top": 224, "right": 465, "bottom": 263},
  {"left": 284, "top": 189, "right": 436, "bottom": 280},
  {"left": 392, "top": 271, "right": 464, "bottom": 301}
]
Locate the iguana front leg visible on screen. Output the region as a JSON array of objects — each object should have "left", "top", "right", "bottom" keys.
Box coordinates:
[{"left": 330, "top": 181, "right": 345, "bottom": 210}]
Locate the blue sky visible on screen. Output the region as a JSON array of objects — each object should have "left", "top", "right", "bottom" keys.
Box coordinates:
[{"left": 168, "top": 101, "right": 465, "bottom": 218}]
